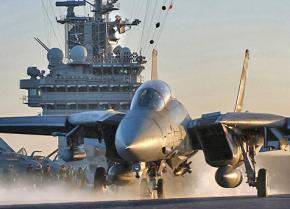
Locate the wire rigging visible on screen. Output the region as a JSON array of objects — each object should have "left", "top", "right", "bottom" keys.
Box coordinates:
[
  {"left": 129, "top": 0, "right": 137, "bottom": 21},
  {"left": 47, "top": 0, "right": 64, "bottom": 45},
  {"left": 143, "top": 0, "right": 159, "bottom": 55},
  {"left": 139, "top": 0, "right": 151, "bottom": 54},
  {"left": 153, "top": 1, "right": 172, "bottom": 50},
  {"left": 144, "top": 0, "right": 163, "bottom": 57},
  {"left": 41, "top": 0, "right": 62, "bottom": 49},
  {"left": 143, "top": 0, "right": 173, "bottom": 58}
]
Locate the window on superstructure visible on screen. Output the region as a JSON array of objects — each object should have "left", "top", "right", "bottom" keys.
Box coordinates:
[
  {"left": 120, "top": 103, "right": 130, "bottom": 110},
  {"left": 99, "top": 103, "right": 109, "bottom": 110},
  {"left": 67, "top": 104, "right": 77, "bottom": 110},
  {"left": 110, "top": 104, "right": 118, "bottom": 110},
  {"left": 92, "top": 69, "right": 101, "bottom": 75},
  {"left": 111, "top": 86, "right": 119, "bottom": 92},
  {"left": 46, "top": 104, "right": 55, "bottom": 110},
  {"left": 67, "top": 86, "right": 77, "bottom": 92},
  {"left": 56, "top": 104, "right": 66, "bottom": 110},
  {"left": 89, "top": 86, "right": 99, "bottom": 92},
  {"left": 78, "top": 86, "right": 88, "bottom": 92},
  {"left": 120, "top": 86, "right": 130, "bottom": 92},
  {"left": 28, "top": 89, "right": 41, "bottom": 96},
  {"left": 120, "top": 69, "right": 129, "bottom": 74},
  {"left": 56, "top": 86, "right": 65, "bottom": 92},
  {"left": 113, "top": 69, "right": 120, "bottom": 75},
  {"left": 89, "top": 104, "right": 99, "bottom": 109},
  {"left": 46, "top": 87, "right": 55, "bottom": 92},
  {"left": 78, "top": 104, "right": 87, "bottom": 109},
  {"left": 100, "top": 86, "right": 109, "bottom": 92},
  {"left": 103, "top": 69, "right": 112, "bottom": 75}
]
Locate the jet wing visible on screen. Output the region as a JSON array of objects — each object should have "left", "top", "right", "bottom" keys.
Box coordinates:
[
  {"left": 0, "top": 111, "right": 125, "bottom": 136},
  {"left": 189, "top": 112, "right": 286, "bottom": 130},
  {"left": 188, "top": 112, "right": 289, "bottom": 150},
  {"left": 0, "top": 116, "right": 70, "bottom": 135}
]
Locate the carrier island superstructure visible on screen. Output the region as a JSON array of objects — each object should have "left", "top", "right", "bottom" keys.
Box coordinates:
[
  {"left": 20, "top": 0, "right": 146, "bottom": 116},
  {"left": 17, "top": 0, "right": 146, "bottom": 181}
]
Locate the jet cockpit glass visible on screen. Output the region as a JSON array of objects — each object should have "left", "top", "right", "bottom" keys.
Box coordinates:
[{"left": 131, "top": 80, "right": 172, "bottom": 111}]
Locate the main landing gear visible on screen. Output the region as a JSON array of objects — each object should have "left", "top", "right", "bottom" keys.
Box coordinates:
[
  {"left": 140, "top": 162, "right": 165, "bottom": 199},
  {"left": 256, "top": 168, "right": 268, "bottom": 197},
  {"left": 240, "top": 141, "right": 268, "bottom": 197}
]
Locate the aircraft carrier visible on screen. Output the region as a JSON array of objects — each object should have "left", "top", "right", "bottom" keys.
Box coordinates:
[{"left": 20, "top": 0, "right": 145, "bottom": 116}]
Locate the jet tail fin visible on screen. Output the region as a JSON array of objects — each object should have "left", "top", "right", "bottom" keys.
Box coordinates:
[
  {"left": 234, "top": 49, "right": 250, "bottom": 112},
  {"left": 151, "top": 49, "right": 158, "bottom": 80},
  {"left": 0, "top": 137, "right": 15, "bottom": 153}
]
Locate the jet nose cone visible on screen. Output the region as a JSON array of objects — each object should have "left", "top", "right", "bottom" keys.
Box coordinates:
[{"left": 116, "top": 117, "right": 163, "bottom": 162}]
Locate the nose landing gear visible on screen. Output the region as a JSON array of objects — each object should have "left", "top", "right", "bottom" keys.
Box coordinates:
[
  {"left": 140, "top": 162, "right": 165, "bottom": 199},
  {"left": 140, "top": 177, "right": 164, "bottom": 199}
]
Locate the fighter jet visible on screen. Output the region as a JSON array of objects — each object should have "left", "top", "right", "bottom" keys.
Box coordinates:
[
  {"left": 28, "top": 150, "right": 64, "bottom": 174},
  {"left": 0, "top": 137, "right": 41, "bottom": 177},
  {"left": 0, "top": 49, "right": 288, "bottom": 198}
]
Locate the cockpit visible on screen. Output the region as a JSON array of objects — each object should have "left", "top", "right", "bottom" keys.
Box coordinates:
[{"left": 130, "top": 80, "right": 172, "bottom": 111}]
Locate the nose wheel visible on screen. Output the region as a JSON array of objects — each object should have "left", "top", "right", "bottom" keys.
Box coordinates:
[
  {"left": 140, "top": 162, "right": 165, "bottom": 199},
  {"left": 157, "top": 178, "right": 164, "bottom": 199},
  {"left": 140, "top": 177, "right": 164, "bottom": 199}
]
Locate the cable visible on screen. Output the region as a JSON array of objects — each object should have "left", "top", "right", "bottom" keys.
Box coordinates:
[
  {"left": 129, "top": 0, "right": 137, "bottom": 21},
  {"left": 48, "top": 0, "right": 64, "bottom": 45},
  {"left": 143, "top": 0, "right": 161, "bottom": 56},
  {"left": 144, "top": 0, "right": 170, "bottom": 58},
  {"left": 41, "top": 0, "right": 62, "bottom": 49},
  {"left": 139, "top": 0, "right": 151, "bottom": 54},
  {"left": 152, "top": 0, "right": 173, "bottom": 52},
  {"left": 143, "top": 0, "right": 159, "bottom": 55}
]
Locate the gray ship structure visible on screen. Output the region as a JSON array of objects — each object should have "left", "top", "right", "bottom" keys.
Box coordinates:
[
  {"left": 20, "top": 0, "right": 146, "bottom": 116},
  {"left": 14, "top": 0, "right": 147, "bottom": 187}
]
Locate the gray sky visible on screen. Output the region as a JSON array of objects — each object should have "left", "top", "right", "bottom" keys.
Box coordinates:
[{"left": 1, "top": 0, "right": 290, "bottom": 154}]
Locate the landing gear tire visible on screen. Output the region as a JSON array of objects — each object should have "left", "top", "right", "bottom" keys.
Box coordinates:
[
  {"left": 94, "top": 179, "right": 106, "bottom": 192},
  {"left": 94, "top": 168, "right": 107, "bottom": 193},
  {"left": 257, "top": 168, "right": 268, "bottom": 197},
  {"left": 157, "top": 179, "right": 164, "bottom": 199},
  {"left": 139, "top": 178, "right": 164, "bottom": 199}
]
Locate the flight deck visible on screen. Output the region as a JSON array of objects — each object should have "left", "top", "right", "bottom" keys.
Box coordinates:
[{"left": 1, "top": 195, "right": 290, "bottom": 209}]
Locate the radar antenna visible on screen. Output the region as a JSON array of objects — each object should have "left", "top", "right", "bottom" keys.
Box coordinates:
[{"left": 34, "top": 37, "right": 49, "bottom": 52}]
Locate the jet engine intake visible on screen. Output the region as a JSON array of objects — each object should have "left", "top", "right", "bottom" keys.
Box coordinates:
[{"left": 215, "top": 165, "right": 243, "bottom": 188}]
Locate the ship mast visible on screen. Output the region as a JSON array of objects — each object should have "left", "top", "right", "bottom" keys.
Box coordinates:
[
  {"left": 56, "top": 0, "right": 142, "bottom": 64},
  {"left": 20, "top": 0, "right": 146, "bottom": 115}
]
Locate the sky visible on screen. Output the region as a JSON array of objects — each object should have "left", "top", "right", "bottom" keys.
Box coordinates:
[{"left": 1, "top": 0, "right": 290, "bottom": 154}]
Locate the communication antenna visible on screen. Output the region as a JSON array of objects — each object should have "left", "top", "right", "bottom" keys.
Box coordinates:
[
  {"left": 234, "top": 49, "right": 250, "bottom": 112},
  {"left": 34, "top": 37, "right": 50, "bottom": 52}
]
